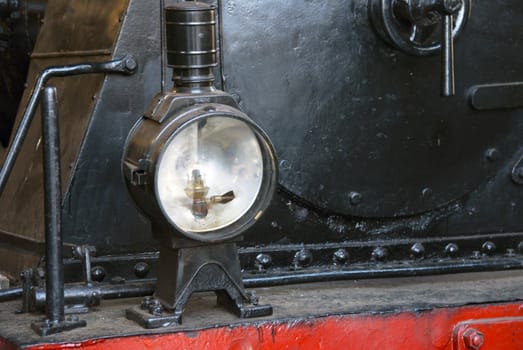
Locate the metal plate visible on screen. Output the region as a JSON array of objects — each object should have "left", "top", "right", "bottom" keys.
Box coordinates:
[
  {"left": 470, "top": 82, "right": 523, "bottom": 111},
  {"left": 453, "top": 317, "right": 523, "bottom": 350},
  {"left": 3, "top": 271, "right": 523, "bottom": 348},
  {"left": 220, "top": 0, "right": 523, "bottom": 217}
]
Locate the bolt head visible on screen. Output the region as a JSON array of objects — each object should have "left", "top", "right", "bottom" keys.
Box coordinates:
[
  {"left": 485, "top": 148, "right": 499, "bottom": 162},
  {"left": 349, "top": 192, "right": 363, "bottom": 205},
  {"left": 124, "top": 57, "right": 137, "bottom": 71},
  {"left": 445, "top": 243, "right": 459, "bottom": 256},
  {"left": 90, "top": 266, "right": 106, "bottom": 282},
  {"left": 421, "top": 188, "right": 432, "bottom": 199},
  {"left": 144, "top": 298, "right": 164, "bottom": 315},
  {"left": 141, "top": 296, "right": 153, "bottom": 309},
  {"left": 150, "top": 305, "right": 163, "bottom": 316},
  {"left": 372, "top": 247, "right": 388, "bottom": 261},
  {"left": 134, "top": 262, "right": 150, "bottom": 278},
  {"left": 333, "top": 249, "right": 349, "bottom": 264},
  {"left": 294, "top": 249, "right": 313, "bottom": 267},
  {"left": 481, "top": 241, "right": 496, "bottom": 255},
  {"left": 463, "top": 328, "right": 484, "bottom": 349},
  {"left": 410, "top": 242, "right": 425, "bottom": 257},
  {"left": 255, "top": 254, "right": 272, "bottom": 270}
]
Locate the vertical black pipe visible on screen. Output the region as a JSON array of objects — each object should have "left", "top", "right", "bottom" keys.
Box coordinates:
[
  {"left": 441, "top": 14, "right": 455, "bottom": 97},
  {"left": 41, "top": 86, "right": 64, "bottom": 323}
]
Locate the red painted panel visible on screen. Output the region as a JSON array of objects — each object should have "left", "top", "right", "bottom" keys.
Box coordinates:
[
  {"left": 5, "top": 302, "right": 523, "bottom": 350},
  {"left": 454, "top": 317, "right": 523, "bottom": 350}
]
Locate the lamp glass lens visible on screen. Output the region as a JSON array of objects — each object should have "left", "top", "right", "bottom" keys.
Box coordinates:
[{"left": 157, "top": 116, "right": 263, "bottom": 233}]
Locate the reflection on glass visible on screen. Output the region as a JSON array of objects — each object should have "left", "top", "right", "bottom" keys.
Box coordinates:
[{"left": 157, "top": 116, "right": 263, "bottom": 232}]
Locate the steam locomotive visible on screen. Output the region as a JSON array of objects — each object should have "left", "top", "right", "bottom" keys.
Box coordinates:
[{"left": 1, "top": 0, "right": 523, "bottom": 348}]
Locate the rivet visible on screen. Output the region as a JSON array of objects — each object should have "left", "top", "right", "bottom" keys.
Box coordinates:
[
  {"left": 279, "top": 159, "right": 290, "bottom": 170},
  {"left": 445, "top": 243, "right": 459, "bottom": 256},
  {"left": 518, "top": 241, "right": 523, "bottom": 253},
  {"left": 506, "top": 248, "right": 516, "bottom": 257},
  {"left": 254, "top": 254, "right": 272, "bottom": 271},
  {"left": 293, "top": 249, "right": 313, "bottom": 267},
  {"left": 90, "top": 266, "right": 106, "bottom": 282},
  {"left": 462, "top": 328, "right": 484, "bottom": 350},
  {"left": 472, "top": 251, "right": 482, "bottom": 259},
  {"left": 421, "top": 188, "right": 432, "bottom": 198},
  {"left": 148, "top": 299, "right": 163, "bottom": 316},
  {"left": 134, "top": 262, "right": 150, "bottom": 278},
  {"left": 485, "top": 148, "right": 499, "bottom": 162},
  {"left": 481, "top": 241, "right": 496, "bottom": 255},
  {"left": 349, "top": 192, "right": 363, "bottom": 205},
  {"left": 141, "top": 296, "right": 154, "bottom": 309},
  {"left": 410, "top": 242, "right": 425, "bottom": 257},
  {"left": 332, "top": 249, "right": 349, "bottom": 264},
  {"left": 372, "top": 247, "right": 388, "bottom": 261},
  {"left": 124, "top": 57, "right": 137, "bottom": 71}
]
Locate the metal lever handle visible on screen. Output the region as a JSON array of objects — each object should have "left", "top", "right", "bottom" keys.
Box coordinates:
[
  {"left": 370, "top": 0, "right": 469, "bottom": 96},
  {"left": 0, "top": 55, "right": 137, "bottom": 197},
  {"left": 437, "top": 0, "right": 464, "bottom": 97},
  {"left": 441, "top": 14, "right": 455, "bottom": 96}
]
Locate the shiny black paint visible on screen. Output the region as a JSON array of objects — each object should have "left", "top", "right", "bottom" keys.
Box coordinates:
[
  {"left": 222, "top": 0, "right": 522, "bottom": 218},
  {"left": 40, "top": 86, "right": 64, "bottom": 324},
  {"left": 31, "top": 86, "right": 87, "bottom": 336},
  {"left": 0, "top": 0, "right": 523, "bottom": 283}
]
